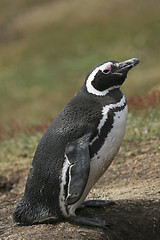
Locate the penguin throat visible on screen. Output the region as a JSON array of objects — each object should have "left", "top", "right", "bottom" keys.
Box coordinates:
[
  {"left": 89, "top": 95, "right": 127, "bottom": 158},
  {"left": 86, "top": 78, "right": 120, "bottom": 96}
]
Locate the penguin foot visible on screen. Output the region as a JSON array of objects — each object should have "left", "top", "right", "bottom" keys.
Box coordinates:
[
  {"left": 69, "top": 216, "right": 110, "bottom": 229},
  {"left": 81, "top": 199, "right": 116, "bottom": 208}
]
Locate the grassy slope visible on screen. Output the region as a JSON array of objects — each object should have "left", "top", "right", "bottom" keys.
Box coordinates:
[{"left": 0, "top": 0, "right": 160, "bottom": 128}]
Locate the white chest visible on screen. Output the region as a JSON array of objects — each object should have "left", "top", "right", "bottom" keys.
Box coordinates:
[{"left": 89, "top": 104, "right": 128, "bottom": 182}]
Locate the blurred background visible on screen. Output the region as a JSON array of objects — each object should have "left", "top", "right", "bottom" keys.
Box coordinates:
[{"left": 0, "top": 0, "right": 160, "bottom": 137}]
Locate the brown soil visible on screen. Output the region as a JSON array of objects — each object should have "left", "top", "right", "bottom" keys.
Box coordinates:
[{"left": 0, "top": 139, "right": 160, "bottom": 240}]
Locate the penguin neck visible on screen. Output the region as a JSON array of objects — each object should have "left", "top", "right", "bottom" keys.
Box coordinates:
[
  {"left": 78, "top": 83, "right": 124, "bottom": 104},
  {"left": 86, "top": 79, "right": 121, "bottom": 96}
]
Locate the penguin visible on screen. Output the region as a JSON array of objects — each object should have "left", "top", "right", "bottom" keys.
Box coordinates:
[{"left": 13, "top": 58, "right": 139, "bottom": 229}]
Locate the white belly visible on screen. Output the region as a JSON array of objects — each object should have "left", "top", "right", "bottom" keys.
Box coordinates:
[
  {"left": 68, "top": 104, "right": 128, "bottom": 216},
  {"left": 89, "top": 104, "right": 128, "bottom": 185}
]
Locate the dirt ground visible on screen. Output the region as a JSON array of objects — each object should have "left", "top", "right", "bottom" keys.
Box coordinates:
[{"left": 0, "top": 139, "right": 160, "bottom": 240}]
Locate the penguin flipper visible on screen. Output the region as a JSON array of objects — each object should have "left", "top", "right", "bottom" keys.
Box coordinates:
[{"left": 65, "top": 133, "right": 91, "bottom": 205}]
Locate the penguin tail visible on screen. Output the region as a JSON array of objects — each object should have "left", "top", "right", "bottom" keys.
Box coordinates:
[
  {"left": 13, "top": 197, "right": 57, "bottom": 225},
  {"left": 13, "top": 198, "right": 38, "bottom": 225}
]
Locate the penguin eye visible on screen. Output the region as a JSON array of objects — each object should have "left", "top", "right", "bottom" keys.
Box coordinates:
[
  {"left": 102, "top": 63, "right": 112, "bottom": 74},
  {"left": 103, "top": 69, "right": 110, "bottom": 74}
]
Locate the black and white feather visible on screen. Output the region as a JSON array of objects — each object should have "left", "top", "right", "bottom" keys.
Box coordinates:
[{"left": 13, "top": 58, "right": 139, "bottom": 227}]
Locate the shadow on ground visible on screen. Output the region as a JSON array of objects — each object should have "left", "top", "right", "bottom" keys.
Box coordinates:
[{"left": 0, "top": 190, "right": 160, "bottom": 240}]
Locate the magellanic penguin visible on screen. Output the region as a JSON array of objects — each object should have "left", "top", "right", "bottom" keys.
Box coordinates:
[{"left": 13, "top": 58, "right": 140, "bottom": 229}]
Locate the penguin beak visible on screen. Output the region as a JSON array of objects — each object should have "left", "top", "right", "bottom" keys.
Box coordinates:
[{"left": 113, "top": 58, "right": 140, "bottom": 74}]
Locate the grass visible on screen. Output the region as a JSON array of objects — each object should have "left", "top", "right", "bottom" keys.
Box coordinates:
[
  {"left": 0, "top": 135, "right": 39, "bottom": 164},
  {"left": 125, "top": 109, "right": 160, "bottom": 143},
  {"left": 0, "top": 133, "right": 41, "bottom": 177},
  {"left": 0, "top": 0, "right": 160, "bottom": 128}
]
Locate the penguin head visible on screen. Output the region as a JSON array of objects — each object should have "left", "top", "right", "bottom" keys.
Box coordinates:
[{"left": 85, "top": 58, "right": 140, "bottom": 96}]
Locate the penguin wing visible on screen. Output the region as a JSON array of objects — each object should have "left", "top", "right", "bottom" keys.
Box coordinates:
[{"left": 65, "top": 132, "right": 91, "bottom": 205}]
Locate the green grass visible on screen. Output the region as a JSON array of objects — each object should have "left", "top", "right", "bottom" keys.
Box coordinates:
[
  {"left": 0, "top": 0, "right": 160, "bottom": 128},
  {"left": 125, "top": 109, "right": 160, "bottom": 143},
  {"left": 0, "top": 134, "right": 40, "bottom": 163},
  {"left": 0, "top": 133, "right": 41, "bottom": 175}
]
